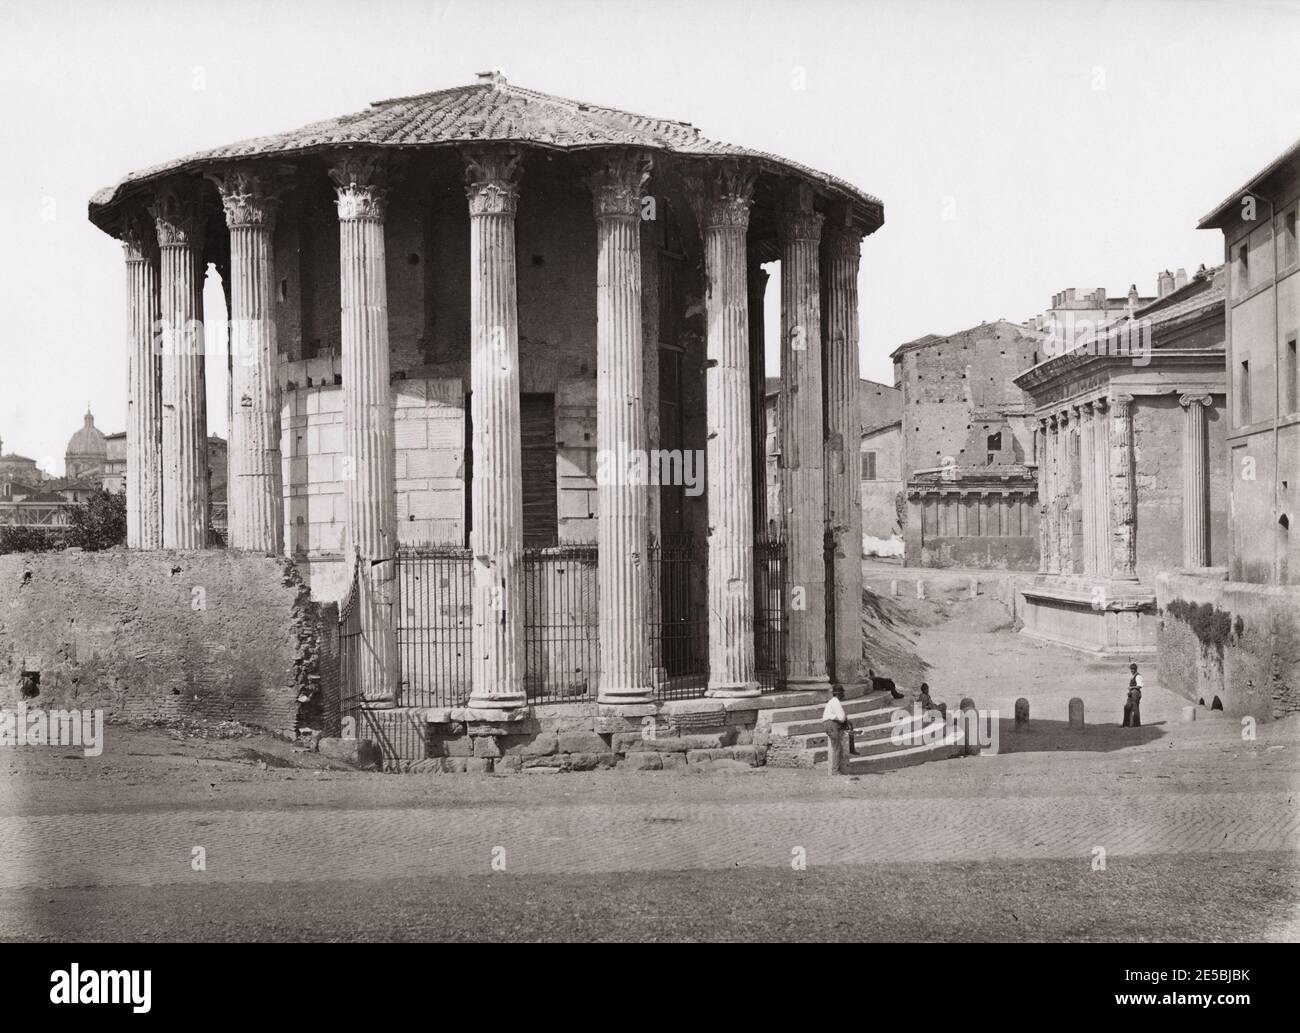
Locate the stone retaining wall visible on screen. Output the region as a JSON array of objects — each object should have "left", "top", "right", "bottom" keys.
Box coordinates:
[
  {"left": 0, "top": 549, "right": 324, "bottom": 736},
  {"left": 1155, "top": 571, "right": 1300, "bottom": 720}
]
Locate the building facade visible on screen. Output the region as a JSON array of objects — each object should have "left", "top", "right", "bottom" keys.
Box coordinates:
[
  {"left": 1198, "top": 140, "right": 1300, "bottom": 585},
  {"left": 1015, "top": 267, "right": 1228, "bottom": 654},
  {"left": 892, "top": 319, "right": 1040, "bottom": 569},
  {"left": 87, "top": 74, "right": 884, "bottom": 712}
]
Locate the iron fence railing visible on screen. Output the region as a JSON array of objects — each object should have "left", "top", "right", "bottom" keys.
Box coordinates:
[
  {"left": 648, "top": 533, "right": 709, "bottom": 700},
  {"left": 339, "top": 535, "right": 789, "bottom": 711},
  {"left": 396, "top": 545, "right": 473, "bottom": 709},
  {"left": 337, "top": 560, "right": 365, "bottom": 728},
  {"left": 522, "top": 544, "right": 599, "bottom": 704},
  {"left": 754, "top": 536, "right": 787, "bottom": 694}
]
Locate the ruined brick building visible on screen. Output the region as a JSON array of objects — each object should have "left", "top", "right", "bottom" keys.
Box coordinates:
[
  {"left": 86, "top": 73, "right": 884, "bottom": 726},
  {"left": 892, "top": 320, "right": 1041, "bottom": 569}
]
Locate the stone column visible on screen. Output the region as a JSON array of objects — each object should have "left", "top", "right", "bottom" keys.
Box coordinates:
[
  {"left": 151, "top": 183, "right": 208, "bottom": 550},
  {"left": 1057, "top": 408, "right": 1073, "bottom": 574},
  {"left": 1037, "top": 418, "right": 1051, "bottom": 572},
  {"left": 748, "top": 260, "right": 770, "bottom": 540},
  {"left": 822, "top": 210, "right": 866, "bottom": 691},
  {"left": 686, "top": 164, "right": 761, "bottom": 699},
  {"left": 778, "top": 185, "right": 830, "bottom": 692},
  {"left": 774, "top": 184, "right": 826, "bottom": 691},
  {"left": 590, "top": 151, "right": 654, "bottom": 705},
  {"left": 122, "top": 212, "right": 162, "bottom": 550},
  {"left": 330, "top": 153, "right": 399, "bottom": 705},
  {"left": 1180, "top": 393, "right": 1213, "bottom": 568},
  {"left": 1079, "top": 402, "right": 1096, "bottom": 574},
  {"left": 1109, "top": 394, "right": 1137, "bottom": 579},
  {"left": 213, "top": 168, "right": 284, "bottom": 555},
  {"left": 1092, "top": 397, "right": 1111, "bottom": 576},
  {"left": 464, "top": 148, "right": 526, "bottom": 711}
]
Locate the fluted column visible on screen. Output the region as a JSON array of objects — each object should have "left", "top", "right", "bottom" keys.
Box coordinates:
[
  {"left": 122, "top": 212, "right": 162, "bottom": 550},
  {"left": 1092, "top": 397, "right": 1111, "bottom": 576},
  {"left": 151, "top": 184, "right": 208, "bottom": 550},
  {"left": 590, "top": 151, "right": 654, "bottom": 705},
  {"left": 464, "top": 148, "right": 526, "bottom": 711},
  {"left": 748, "top": 261, "right": 770, "bottom": 540},
  {"left": 330, "top": 153, "right": 399, "bottom": 705},
  {"left": 213, "top": 168, "right": 283, "bottom": 555},
  {"left": 822, "top": 211, "right": 866, "bottom": 691},
  {"left": 687, "top": 164, "right": 760, "bottom": 698},
  {"left": 778, "top": 185, "right": 830, "bottom": 692},
  {"left": 1109, "top": 394, "right": 1137, "bottom": 579},
  {"left": 1080, "top": 403, "right": 1096, "bottom": 574},
  {"left": 1180, "top": 393, "right": 1212, "bottom": 568},
  {"left": 1037, "top": 418, "right": 1051, "bottom": 572}
]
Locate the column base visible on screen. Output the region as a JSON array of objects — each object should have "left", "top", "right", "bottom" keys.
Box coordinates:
[
  {"left": 597, "top": 688, "right": 656, "bottom": 707},
  {"left": 465, "top": 692, "right": 529, "bottom": 712},
  {"left": 360, "top": 697, "right": 397, "bottom": 710},
  {"left": 705, "top": 680, "right": 761, "bottom": 699},
  {"left": 784, "top": 674, "right": 832, "bottom": 697}
]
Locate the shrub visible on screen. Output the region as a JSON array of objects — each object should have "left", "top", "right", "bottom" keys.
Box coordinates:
[
  {"left": 68, "top": 489, "right": 127, "bottom": 551},
  {"left": 1165, "top": 597, "right": 1239, "bottom": 656}
]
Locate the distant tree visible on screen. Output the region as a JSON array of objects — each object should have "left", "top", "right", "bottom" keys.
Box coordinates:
[{"left": 69, "top": 489, "right": 127, "bottom": 551}]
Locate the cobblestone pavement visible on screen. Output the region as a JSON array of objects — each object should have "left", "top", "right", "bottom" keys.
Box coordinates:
[{"left": 2, "top": 783, "right": 1297, "bottom": 887}]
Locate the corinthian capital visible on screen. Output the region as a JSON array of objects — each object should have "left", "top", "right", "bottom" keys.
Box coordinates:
[
  {"left": 684, "top": 160, "right": 756, "bottom": 232},
  {"left": 463, "top": 146, "right": 523, "bottom": 216},
  {"left": 779, "top": 209, "right": 823, "bottom": 244},
  {"left": 328, "top": 151, "right": 393, "bottom": 222},
  {"left": 149, "top": 182, "right": 206, "bottom": 249},
  {"left": 822, "top": 205, "right": 864, "bottom": 259},
  {"left": 120, "top": 208, "right": 158, "bottom": 262},
  {"left": 587, "top": 149, "right": 653, "bottom": 220},
  {"left": 208, "top": 165, "right": 288, "bottom": 229}
]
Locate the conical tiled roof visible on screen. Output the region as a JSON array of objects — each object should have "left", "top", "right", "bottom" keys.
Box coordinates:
[{"left": 89, "top": 75, "right": 882, "bottom": 231}]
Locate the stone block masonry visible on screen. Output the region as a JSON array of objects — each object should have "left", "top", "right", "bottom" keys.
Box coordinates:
[
  {"left": 1156, "top": 572, "right": 1300, "bottom": 720},
  {"left": 0, "top": 550, "right": 327, "bottom": 736}
]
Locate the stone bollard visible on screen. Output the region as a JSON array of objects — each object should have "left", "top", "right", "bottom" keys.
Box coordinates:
[
  {"left": 916, "top": 579, "right": 925, "bottom": 600},
  {"left": 968, "top": 577, "right": 979, "bottom": 600},
  {"left": 1068, "top": 697, "right": 1085, "bottom": 728},
  {"left": 1015, "top": 697, "right": 1030, "bottom": 729},
  {"left": 890, "top": 578, "right": 899, "bottom": 598},
  {"left": 1181, "top": 705, "right": 1197, "bottom": 723},
  {"left": 958, "top": 697, "right": 978, "bottom": 756}
]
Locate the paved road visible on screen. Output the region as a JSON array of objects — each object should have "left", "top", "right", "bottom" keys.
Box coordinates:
[{"left": 3, "top": 789, "right": 1296, "bottom": 888}]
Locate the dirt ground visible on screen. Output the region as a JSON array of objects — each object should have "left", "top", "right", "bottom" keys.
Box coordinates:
[{"left": 1, "top": 565, "right": 1296, "bottom": 942}]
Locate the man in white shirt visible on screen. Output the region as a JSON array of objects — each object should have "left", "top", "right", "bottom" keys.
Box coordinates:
[{"left": 822, "top": 686, "right": 857, "bottom": 773}]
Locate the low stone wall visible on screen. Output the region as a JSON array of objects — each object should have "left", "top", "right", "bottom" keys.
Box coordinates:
[
  {"left": 342, "top": 696, "right": 796, "bottom": 773},
  {"left": 0, "top": 549, "right": 325, "bottom": 736},
  {"left": 906, "top": 534, "right": 1038, "bottom": 571},
  {"left": 1155, "top": 572, "right": 1300, "bottom": 721}
]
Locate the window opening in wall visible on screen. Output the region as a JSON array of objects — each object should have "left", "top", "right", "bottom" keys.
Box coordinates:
[
  {"left": 1238, "top": 359, "right": 1251, "bottom": 425},
  {"left": 1286, "top": 336, "right": 1298, "bottom": 415},
  {"left": 1285, "top": 209, "right": 1298, "bottom": 268},
  {"left": 862, "top": 451, "right": 877, "bottom": 480},
  {"left": 520, "top": 393, "right": 559, "bottom": 549}
]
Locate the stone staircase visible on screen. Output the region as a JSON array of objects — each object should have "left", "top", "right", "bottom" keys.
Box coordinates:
[{"left": 759, "top": 690, "right": 963, "bottom": 773}]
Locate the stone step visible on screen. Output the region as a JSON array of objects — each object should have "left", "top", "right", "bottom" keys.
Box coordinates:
[
  {"left": 757, "top": 689, "right": 900, "bottom": 728},
  {"left": 776, "top": 712, "right": 927, "bottom": 752},
  {"left": 846, "top": 731, "right": 965, "bottom": 773},
  {"left": 769, "top": 703, "right": 918, "bottom": 739}
]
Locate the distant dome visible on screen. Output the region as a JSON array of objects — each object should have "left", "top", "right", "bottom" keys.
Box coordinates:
[{"left": 66, "top": 408, "right": 107, "bottom": 459}]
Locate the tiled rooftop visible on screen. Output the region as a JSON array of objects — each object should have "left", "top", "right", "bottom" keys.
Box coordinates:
[{"left": 89, "top": 76, "right": 882, "bottom": 231}]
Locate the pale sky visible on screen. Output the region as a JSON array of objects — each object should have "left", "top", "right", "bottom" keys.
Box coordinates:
[{"left": 2, "top": 0, "right": 1298, "bottom": 473}]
